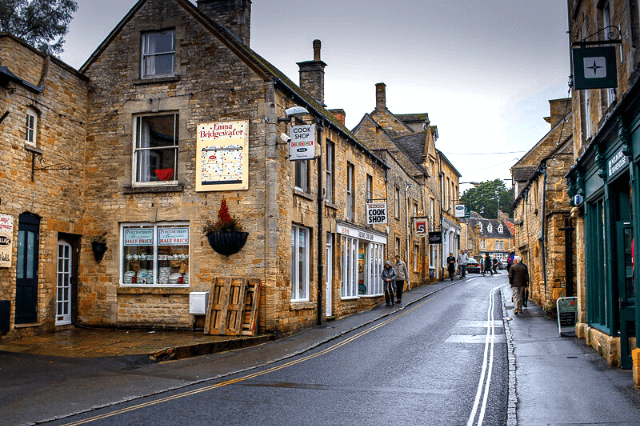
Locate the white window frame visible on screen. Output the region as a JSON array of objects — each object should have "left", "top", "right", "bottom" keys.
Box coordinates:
[
  {"left": 291, "top": 225, "right": 310, "bottom": 301},
  {"left": 487, "top": 224, "right": 493, "bottom": 233},
  {"left": 585, "top": 90, "right": 592, "bottom": 140},
  {"left": 326, "top": 141, "right": 334, "bottom": 203},
  {"left": 341, "top": 235, "right": 358, "bottom": 299},
  {"left": 395, "top": 187, "right": 400, "bottom": 219},
  {"left": 360, "top": 242, "right": 384, "bottom": 297},
  {"left": 295, "top": 160, "right": 309, "bottom": 192},
  {"left": 142, "top": 30, "right": 175, "bottom": 78},
  {"left": 366, "top": 174, "right": 373, "bottom": 201},
  {"left": 133, "top": 113, "right": 179, "bottom": 185},
  {"left": 346, "top": 163, "right": 354, "bottom": 220},
  {"left": 120, "top": 222, "right": 190, "bottom": 287},
  {"left": 25, "top": 107, "right": 37, "bottom": 146},
  {"left": 498, "top": 224, "right": 503, "bottom": 233},
  {"left": 413, "top": 243, "right": 419, "bottom": 272},
  {"left": 429, "top": 244, "right": 437, "bottom": 269},
  {"left": 480, "top": 239, "right": 486, "bottom": 249}
]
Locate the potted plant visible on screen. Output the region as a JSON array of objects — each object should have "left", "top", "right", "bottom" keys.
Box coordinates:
[
  {"left": 204, "top": 198, "right": 248, "bottom": 256},
  {"left": 90, "top": 231, "right": 108, "bottom": 262}
]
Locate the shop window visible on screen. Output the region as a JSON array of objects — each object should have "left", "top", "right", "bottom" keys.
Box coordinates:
[
  {"left": 429, "top": 244, "right": 437, "bottom": 269},
  {"left": 142, "top": 30, "right": 175, "bottom": 78},
  {"left": 121, "top": 223, "right": 189, "bottom": 286},
  {"left": 25, "top": 107, "right": 38, "bottom": 146},
  {"left": 341, "top": 235, "right": 358, "bottom": 298},
  {"left": 134, "top": 114, "right": 178, "bottom": 184},
  {"left": 291, "top": 225, "right": 310, "bottom": 301},
  {"left": 358, "top": 242, "right": 384, "bottom": 296}
]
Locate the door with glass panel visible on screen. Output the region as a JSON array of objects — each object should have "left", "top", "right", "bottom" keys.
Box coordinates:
[
  {"left": 15, "top": 213, "right": 40, "bottom": 325},
  {"left": 56, "top": 241, "right": 72, "bottom": 325},
  {"left": 326, "top": 235, "right": 333, "bottom": 317}
]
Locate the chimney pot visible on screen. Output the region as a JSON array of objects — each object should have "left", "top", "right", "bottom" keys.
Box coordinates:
[{"left": 313, "top": 39, "right": 321, "bottom": 61}]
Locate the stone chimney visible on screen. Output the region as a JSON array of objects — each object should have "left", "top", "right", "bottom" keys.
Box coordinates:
[
  {"left": 376, "top": 82, "right": 386, "bottom": 110},
  {"left": 297, "top": 39, "right": 326, "bottom": 106},
  {"left": 544, "top": 98, "right": 571, "bottom": 127},
  {"left": 197, "top": 0, "right": 252, "bottom": 46},
  {"left": 329, "top": 109, "right": 346, "bottom": 125}
]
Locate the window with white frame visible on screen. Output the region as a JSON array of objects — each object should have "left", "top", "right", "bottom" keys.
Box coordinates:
[
  {"left": 359, "top": 242, "right": 384, "bottom": 296},
  {"left": 142, "top": 30, "right": 175, "bottom": 78},
  {"left": 480, "top": 239, "right": 486, "bottom": 249},
  {"left": 602, "top": 1, "right": 617, "bottom": 105},
  {"left": 134, "top": 114, "right": 178, "bottom": 184},
  {"left": 291, "top": 225, "right": 310, "bottom": 301},
  {"left": 295, "top": 160, "right": 308, "bottom": 192},
  {"left": 121, "top": 223, "right": 189, "bottom": 286},
  {"left": 346, "top": 163, "right": 354, "bottom": 220},
  {"left": 585, "top": 90, "right": 592, "bottom": 140},
  {"left": 487, "top": 224, "right": 493, "bottom": 233},
  {"left": 413, "top": 243, "right": 419, "bottom": 271},
  {"left": 395, "top": 187, "right": 400, "bottom": 219},
  {"left": 366, "top": 174, "right": 372, "bottom": 201},
  {"left": 396, "top": 237, "right": 401, "bottom": 257},
  {"left": 498, "top": 224, "right": 503, "bottom": 233},
  {"left": 25, "top": 107, "right": 37, "bottom": 146},
  {"left": 341, "top": 235, "right": 358, "bottom": 298},
  {"left": 429, "top": 244, "right": 437, "bottom": 269},
  {"left": 326, "top": 141, "right": 334, "bottom": 203}
]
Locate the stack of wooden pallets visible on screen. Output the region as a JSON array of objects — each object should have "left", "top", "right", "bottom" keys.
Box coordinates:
[{"left": 204, "top": 277, "right": 260, "bottom": 336}]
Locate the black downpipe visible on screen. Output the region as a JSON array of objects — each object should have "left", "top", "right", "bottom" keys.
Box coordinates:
[
  {"left": 541, "top": 164, "right": 548, "bottom": 298},
  {"left": 317, "top": 123, "right": 324, "bottom": 326}
]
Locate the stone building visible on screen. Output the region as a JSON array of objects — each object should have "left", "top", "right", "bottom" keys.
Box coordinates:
[
  {"left": 564, "top": 0, "right": 640, "bottom": 377},
  {"left": 0, "top": 0, "right": 404, "bottom": 340},
  {"left": 0, "top": 33, "right": 89, "bottom": 335},
  {"left": 353, "top": 83, "right": 461, "bottom": 282},
  {"left": 460, "top": 212, "right": 513, "bottom": 263},
  {"left": 511, "top": 99, "right": 574, "bottom": 312}
]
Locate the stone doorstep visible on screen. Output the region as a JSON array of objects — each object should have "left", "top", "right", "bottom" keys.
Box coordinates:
[{"left": 150, "top": 334, "right": 274, "bottom": 362}]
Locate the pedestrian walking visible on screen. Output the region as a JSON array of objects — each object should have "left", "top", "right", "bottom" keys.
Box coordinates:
[
  {"left": 492, "top": 257, "right": 499, "bottom": 274},
  {"left": 447, "top": 252, "right": 456, "bottom": 281},
  {"left": 394, "top": 255, "right": 408, "bottom": 304},
  {"left": 457, "top": 249, "right": 469, "bottom": 279},
  {"left": 483, "top": 253, "right": 493, "bottom": 276},
  {"left": 509, "top": 256, "right": 529, "bottom": 315},
  {"left": 382, "top": 261, "right": 397, "bottom": 306}
]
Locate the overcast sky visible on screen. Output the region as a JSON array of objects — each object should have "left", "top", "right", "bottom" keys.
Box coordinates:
[{"left": 60, "top": 0, "right": 570, "bottom": 192}]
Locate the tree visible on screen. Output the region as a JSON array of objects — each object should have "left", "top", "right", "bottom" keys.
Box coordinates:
[
  {"left": 0, "top": 0, "right": 78, "bottom": 55},
  {"left": 460, "top": 179, "right": 514, "bottom": 219}
]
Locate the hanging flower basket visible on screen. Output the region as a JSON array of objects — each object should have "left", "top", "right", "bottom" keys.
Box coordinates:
[
  {"left": 91, "top": 241, "right": 108, "bottom": 262},
  {"left": 206, "top": 231, "right": 248, "bottom": 257}
]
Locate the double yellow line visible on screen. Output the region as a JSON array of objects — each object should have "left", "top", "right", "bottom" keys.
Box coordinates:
[{"left": 62, "top": 300, "right": 429, "bottom": 425}]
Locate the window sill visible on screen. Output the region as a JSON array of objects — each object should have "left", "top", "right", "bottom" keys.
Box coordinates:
[
  {"left": 24, "top": 145, "right": 43, "bottom": 155},
  {"left": 133, "top": 75, "right": 181, "bottom": 85},
  {"left": 290, "top": 301, "right": 314, "bottom": 310},
  {"left": 340, "top": 296, "right": 359, "bottom": 301},
  {"left": 14, "top": 322, "right": 41, "bottom": 329},
  {"left": 325, "top": 201, "right": 339, "bottom": 210},
  {"left": 293, "top": 190, "right": 314, "bottom": 201},
  {"left": 358, "top": 294, "right": 383, "bottom": 298},
  {"left": 123, "top": 184, "right": 184, "bottom": 194},
  {"left": 118, "top": 286, "right": 190, "bottom": 295}
]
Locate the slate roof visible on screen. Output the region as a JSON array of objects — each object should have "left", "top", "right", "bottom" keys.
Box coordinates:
[
  {"left": 79, "top": 0, "right": 388, "bottom": 169},
  {"left": 466, "top": 217, "right": 513, "bottom": 239},
  {"left": 512, "top": 166, "right": 538, "bottom": 182},
  {"left": 394, "top": 132, "right": 427, "bottom": 165}
]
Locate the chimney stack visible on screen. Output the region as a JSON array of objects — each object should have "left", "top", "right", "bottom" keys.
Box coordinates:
[
  {"left": 376, "top": 82, "right": 386, "bottom": 110},
  {"left": 197, "top": 0, "right": 252, "bottom": 46},
  {"left": 329, "top": 109, "right": 346, "bottom": 125},
  {"left": 297, "top": 39, "right": 326, "bottom": 106}
]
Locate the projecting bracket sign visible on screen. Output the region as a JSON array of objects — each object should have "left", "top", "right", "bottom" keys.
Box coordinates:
[{"left": 572, "top": 47, "right": 618, "bottom": 90}]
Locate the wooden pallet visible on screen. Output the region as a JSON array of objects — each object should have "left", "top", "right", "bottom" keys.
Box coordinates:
[{"left": 204, "top": 277, "right": 260, "bottom": 336}]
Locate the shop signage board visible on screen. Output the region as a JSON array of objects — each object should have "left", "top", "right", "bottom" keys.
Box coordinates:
[
  {"left": 428, "top": 231, "right": 442, "bottom": 244},
  {"left": 158, "top": 228, "right": 189, "bottom": 246},
  {"left": 196, "top": 120, "right": 249, "bottom": 191},
  {"left": 289, "top": 124, "right": 316, "bottom": 160},
  {"left": 557, "top": 297, "right": 578, "bottom": 336},
  {"left": 572, "top": 47, "right": 618, "bottom": 90},
  {"left": 366, "top": 202, "right": 387, "bottom": 224},
  {"left": 124, "top": 228, "right": 154, "bottom": 246},
  {"left": 337, "top": 223, "right": 387, "bottom": 244},
  {"left": 0, "top": 214, "right": 13, "bottom": 268},
  {"left": 415, "top": 221, "right": 426, "bottom": 234},
  {"left": 455, "top": 204, "right": 470, "bottom": 218},
  {"left": 608, "top": 149, "right": 628, "bottom": 180}
]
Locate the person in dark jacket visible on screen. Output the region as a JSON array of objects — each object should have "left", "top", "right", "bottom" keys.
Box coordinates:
[
  {"left": 446, "top": 252, "right": 456, "bottom": 281},
  {"left": 509, "top": 256, "right": 529, "bottom": 315},
  {"left": 483, "top": 253, "right": 493, "bottom": 276},
  {"left": 381, "top": 261, "right": 397, "bottom": 306}
]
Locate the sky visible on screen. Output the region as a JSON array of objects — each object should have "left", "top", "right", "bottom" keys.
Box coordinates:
[{"left": 59, "top": 0, "right": 570, "bottom": 193}]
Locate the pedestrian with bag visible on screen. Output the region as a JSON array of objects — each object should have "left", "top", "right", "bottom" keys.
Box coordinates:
[
  {"left": 382, "top": 261, "right": 397, "bottom": 306},
  {"left": 483, "top": 253, "right": 493, "bottom": 276},
  {"left": 394, "top": 255, "right": 408, "bottom": 304},
  {"left": 457, "top": 249, "right": 469, "bottom": 279},
  {"left": 447, "top": 252, "right": 456, "bottom": 281},
  {"left": 509, "top": 256, "right": 529, "bottom": 315}
]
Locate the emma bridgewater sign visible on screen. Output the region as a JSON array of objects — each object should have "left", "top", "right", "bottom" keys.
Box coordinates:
[
  {"left": 196, "top": 120, "right": 249, "bottom": 192},
  {"left": 0, "top": 214, "right": 13, "bottom": 267}
]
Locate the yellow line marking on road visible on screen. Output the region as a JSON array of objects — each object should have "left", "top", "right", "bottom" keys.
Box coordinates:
[{"left": 61, "top": 299, "right": 432, "bottom": 425}]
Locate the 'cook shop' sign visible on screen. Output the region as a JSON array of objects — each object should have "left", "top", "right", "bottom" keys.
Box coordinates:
[{"left": 0, "top": 214, "right": 13, "bottom": 268}]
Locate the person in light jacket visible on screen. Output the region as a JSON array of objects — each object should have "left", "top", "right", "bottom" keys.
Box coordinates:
[
  {"left": 381, "top": 261, "right": 397, "bottom": 306},
  {"left": 457, "top": 249, "right": 469, "bottom": 279},
  {"left": 394, "top": 255, "right": 408, "bottom": 304}
]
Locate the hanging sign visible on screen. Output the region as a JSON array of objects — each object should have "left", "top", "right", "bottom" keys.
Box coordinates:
[
  {"left": 289, "top": 124, "right": 316, "bottom": 160},
  {"left": 455, "top": 204, "right": 470, "bottom": 218},
  {"left": 0, "top": 214, "right": 13, "bottom": 268},
  {"left": 416, "top": 221, "right": 426, "bottom": 234},
  {"left": 366, "top": 202, "right": 387, "bottom": 224},
  {"left": 428, "top": 231, "right": 442, "bottom": 244},
  {"left": 572, "top": 47, "right": 618, "bottom": 90},
  {"left": 196, "top": 120, "right": 249, "bottom": 191}
]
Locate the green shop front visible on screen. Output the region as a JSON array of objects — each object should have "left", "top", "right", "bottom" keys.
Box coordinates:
[{"left": 568, "top": 82, "right": 640, "bottom": 369}]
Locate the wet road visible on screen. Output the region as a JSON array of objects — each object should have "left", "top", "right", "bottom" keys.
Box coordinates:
[{"left": 47, "top": 274, "right": 510, "bottom": 426}]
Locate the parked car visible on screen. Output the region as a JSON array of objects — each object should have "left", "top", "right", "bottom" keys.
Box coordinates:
[
  {"left": 497, "top": 260, "right": 508, "bottom": 270},
  {"left": 466, "top": 258, "right": 481, "bottom": 273}
]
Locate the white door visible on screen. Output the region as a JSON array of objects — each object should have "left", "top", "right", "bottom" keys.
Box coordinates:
[
  {"left": 56, "top": 241, "right": 72, "bottom": 325},
  {"left": 325, "top": 236, "right": 333, "bottom": 317}
]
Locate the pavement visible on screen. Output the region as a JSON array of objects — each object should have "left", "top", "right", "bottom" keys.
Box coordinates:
[{"left": 1, "top": 276, "right": 640, "bottom": 426}]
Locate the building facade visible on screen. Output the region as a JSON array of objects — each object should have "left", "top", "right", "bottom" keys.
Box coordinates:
[{"left": 460, "top": 212, "right": 513, "bottom": 263}]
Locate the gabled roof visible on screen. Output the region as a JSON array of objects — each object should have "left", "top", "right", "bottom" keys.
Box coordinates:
[
  {"left": 394, "top": 132, "right": 427, "bottom": 165},
  {"left": 437, "top": 149, "right": 462, "bottom": 177},
  {"left": 80, "top": 0, "right": 388, "bottom": 169},
  {"left": 466, "top": 216, "right": 513, "bottom": 239}
]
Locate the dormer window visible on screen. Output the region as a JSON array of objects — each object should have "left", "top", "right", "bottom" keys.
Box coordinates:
[
  {"left": 142, "top": 31, "right": 175, "bottom": 78},
  {"left": 498, "top": 225, "right": 503, "bottom": 233},
  {"left": 25, "top": 107, "right": 38, "bottom": 146},
  {"left": 487, "top": 224, "right": 493, "bottom": 233}
]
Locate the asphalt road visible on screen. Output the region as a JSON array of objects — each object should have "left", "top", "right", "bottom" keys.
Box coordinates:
[{"left": 43, "top": 274, "right": 510, "bottom": 426}]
